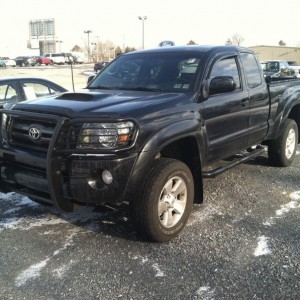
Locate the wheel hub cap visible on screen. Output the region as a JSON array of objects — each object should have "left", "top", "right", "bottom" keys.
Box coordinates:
[
  {"left": 158, "top": 176, "right": 187, "bottom": 228},
  {"left": 286, "top": 128, "right": 296, "bottom": 159}
]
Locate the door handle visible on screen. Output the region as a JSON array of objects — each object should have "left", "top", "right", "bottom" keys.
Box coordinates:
[{"left": 241, "top": 98, "right": 249, "bottom": 106}]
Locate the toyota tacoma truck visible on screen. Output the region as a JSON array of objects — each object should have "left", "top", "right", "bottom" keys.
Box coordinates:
[{"left": 1, "top": 45, "right": 300, "bottom": 242}]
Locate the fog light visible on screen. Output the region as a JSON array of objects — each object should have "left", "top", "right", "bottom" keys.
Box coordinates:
[
  {"left": 102, "top": 170, "right": 113, "bottom": 184},
  {"left": 87, "top": 179, "right": 97, "bottom": 189}
]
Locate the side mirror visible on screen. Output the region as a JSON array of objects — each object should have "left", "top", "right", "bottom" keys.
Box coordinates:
[
  {"left": 209, "top": 76, "right": 236, "bottom": 95},
  {"left": 265, "top": 75, "right": 272, "bottom": 84},
  {"left": 87, "top": 75, "right": 95, "bottom": 84}
]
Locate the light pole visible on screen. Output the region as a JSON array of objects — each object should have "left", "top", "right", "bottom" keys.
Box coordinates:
[
  {"left": 56, "top": 40, "right": 63, "bottom": 52},
  {"left": 138, "top": 16, "right": 147, "bottom": 49},
  {"left": 91, "top": 42, "right": 98, "bottom": 61},
  {"left": 84, "top": 30, "right": 92, "bottom": 62}
]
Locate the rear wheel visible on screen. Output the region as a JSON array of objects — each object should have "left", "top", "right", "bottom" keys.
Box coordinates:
[
  {"left": 132, "top": 158, "right": 194, "bottom": 242},
  {"left": 268, "top": 119, "right": 298, "bottom": 166}
]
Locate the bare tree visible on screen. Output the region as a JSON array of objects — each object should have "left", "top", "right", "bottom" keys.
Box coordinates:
[
  {"left": 225, "top": 39, "right": 233, "bottom": 45},
  {"left": 231, "top": 33, "right": 244, "bottom": 46}
]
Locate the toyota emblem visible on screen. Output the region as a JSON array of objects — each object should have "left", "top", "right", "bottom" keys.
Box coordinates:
[{"left": 29, "top": 127, "right": 41, "bottom": 140}]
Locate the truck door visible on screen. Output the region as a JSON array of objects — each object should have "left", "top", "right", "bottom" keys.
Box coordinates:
[
  {"left": 240, "top": 52, "right": 269, "bottom": 145},
  {"left": 202, "top": 55, "right": 250, "bottom": 161}
]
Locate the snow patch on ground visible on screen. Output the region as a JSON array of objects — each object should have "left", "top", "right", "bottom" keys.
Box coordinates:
[
  {"left": 152, "top": 263, "right": 165, "bottom": 277},
  {"left": 15, "top": 229, "right": 79, "bottom": 286},
  {"left": 263, "top": 190, "right": 300, "bottom": 226},
  {"left": 187, "top": 206, "right": 221, "bottom": 226},
  {"left": 15, "top": 259, "right": 50, "bottom": 287},
  {"left": 52, "top": 260, "right": 76, "bottom": 278},
  {"left": 195, "top": 286, "right": 215, "bottom": 299},
  {"left": 254, "top": 236, "right": 272, "bottom": 256},
  {"left": 131, "top": 256, "right": 164, "bottom": 277},
  {"left": 1, "top": 193, "right": 39, "bottom": 207},
  {"left": 0, "top": 217, "right": 23, "bottom": 232}
]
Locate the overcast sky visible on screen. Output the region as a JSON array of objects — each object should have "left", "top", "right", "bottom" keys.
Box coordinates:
[{"left": 1, "top": 0, "right": 300, "bottom": 57}]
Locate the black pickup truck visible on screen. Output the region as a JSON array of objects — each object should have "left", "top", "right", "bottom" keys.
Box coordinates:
[{"left": 1, "top": 45, "right": 300, "bottom": 242}]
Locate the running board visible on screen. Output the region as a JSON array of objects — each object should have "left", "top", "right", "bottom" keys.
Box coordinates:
[{"left": 202, "top": 146, "right": 266, "bottom": 178}]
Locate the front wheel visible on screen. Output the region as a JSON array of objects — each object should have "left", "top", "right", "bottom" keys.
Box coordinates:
[
  {"left": 268, "top": 119, "right": 298, "bottom": 167},
  {"left": 132, "top": 158, "right": 194, "bottom": 242}
]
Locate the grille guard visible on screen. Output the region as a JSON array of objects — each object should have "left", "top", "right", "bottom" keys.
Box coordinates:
[{"left": 0, "top": 109, "right": 74, "bottom": 212}]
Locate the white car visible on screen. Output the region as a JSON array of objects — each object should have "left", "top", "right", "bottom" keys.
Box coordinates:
[
  {"left": 290, "top": 66, "right": 300, "bottom": 78},
  {"left": 43, "top": 53, "right": 65, "bottom": 65},
  {"left": 0, "top": 57, "right": 16, "bottom": 67}
]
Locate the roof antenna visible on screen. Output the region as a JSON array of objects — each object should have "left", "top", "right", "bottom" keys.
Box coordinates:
[{"left": 69, "top": 55, "right": 75, "bottom": 92}]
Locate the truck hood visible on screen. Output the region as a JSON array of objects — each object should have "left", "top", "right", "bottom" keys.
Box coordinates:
[{"left": 9, "top": 90, "right": 193, "bottom": 119}]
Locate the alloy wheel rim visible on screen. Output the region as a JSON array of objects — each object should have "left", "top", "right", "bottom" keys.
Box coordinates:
[
  {"left": 285, "top": 128, "right": 296, "bottom": 159},
  {"left": 158, "top": 176, "right": 187, "bottom": 228}
]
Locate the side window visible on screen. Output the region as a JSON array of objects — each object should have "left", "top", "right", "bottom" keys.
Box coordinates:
[
  {"left": 21, "top": 82, "right": 52, "bottom": 99},
  {"left": 240, "top": 53, "right": 262, "bottom": 88},
  {"left": 210, "top": 57, "right": 241, "bottom": 89},
  {"left": 0, "top": 83, "right": 18, "bottom": 105}
]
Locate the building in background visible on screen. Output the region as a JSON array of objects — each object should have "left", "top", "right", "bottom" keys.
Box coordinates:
[
  {"left": 250, "top": 45, "right": 300, "bottom": 65},
  {"left": 28, "top": 19, "right": 57, "bottom": 55}
]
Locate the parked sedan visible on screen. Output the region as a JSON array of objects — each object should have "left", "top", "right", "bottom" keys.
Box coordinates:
[
  {"left": 0, "top": 57, "right": 16, "bottom": 67},
  {"left": 14, "top": 56, "right": 31, "bottom": 67},
  {"left": 35, "top": 56, "right": 52, "bottom": 66},
  {"left": 0, "top": 77, "right": 67, "bottom": 108},
  {"left": 27, "top": 56, "right": 38, "bottom": 66},
  {"left": 0, "top": 59, "right": 6, "bottom": 67}
]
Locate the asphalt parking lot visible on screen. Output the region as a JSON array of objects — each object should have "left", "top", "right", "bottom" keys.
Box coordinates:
[{"left": 0, "top": 66, "right": 300, "bottom": 300}]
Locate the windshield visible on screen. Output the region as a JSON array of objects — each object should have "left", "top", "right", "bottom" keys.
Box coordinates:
[
  {"left": 262, "top": 61, "right": 280, "bottom": 72},
  {"left": 88, "top": 52, "right": 202, "bottom": 92}
]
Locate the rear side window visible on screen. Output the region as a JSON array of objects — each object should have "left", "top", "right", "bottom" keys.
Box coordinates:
[{"left": 240, "top": 53, "right": 262, "bottom": 88}]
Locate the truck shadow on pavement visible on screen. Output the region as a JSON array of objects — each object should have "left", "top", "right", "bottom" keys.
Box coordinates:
[
  {"left": 0, "top": 192, "right": 139, "bottom": 242},
  {"left": 52, "top": 203, "right": 139, "bottom": 241}
]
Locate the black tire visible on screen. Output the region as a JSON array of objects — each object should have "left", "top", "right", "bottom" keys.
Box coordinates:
[
  {"left": 268, "top": 119, "right": 298, "bottom": 167},
  {"left": 132, "top": 158, "right": 194, "bottom": 242}
]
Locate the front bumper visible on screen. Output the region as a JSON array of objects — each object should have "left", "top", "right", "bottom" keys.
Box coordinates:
[
  {"left": 0, "top": 110, "right": 138, "bottom": 212},
  {"left": 0, "top": 149, "right": 137, "bottom": 212}
]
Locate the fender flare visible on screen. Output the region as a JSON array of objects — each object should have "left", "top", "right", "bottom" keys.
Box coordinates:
[
  {"left": 126, "top": 119, "right": 206, "bottom": 201},
  {"left": 272, "top": 85, "right": 300, "bottom": 139}
]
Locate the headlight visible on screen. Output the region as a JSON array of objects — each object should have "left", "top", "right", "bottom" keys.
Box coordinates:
[{"left": 76, "top": 121, "right": 136, "bottom": 149}]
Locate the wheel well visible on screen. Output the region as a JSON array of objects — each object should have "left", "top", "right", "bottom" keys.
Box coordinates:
[
  {"left": 160, "top": 137, "right": 203, "bottom": 203},
  {"left": 288, "top": 104, "right": 300, "bottom": 143}
]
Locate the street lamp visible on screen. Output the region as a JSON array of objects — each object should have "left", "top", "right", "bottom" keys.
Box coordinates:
[
  {"left": 138, "top": 16, "right": 147, "bottom": 49},
  {"left": 84, "top": 30, "right": 92, "bottom": 62},
  {"left": 56, "top": 40, "right": 63, "bottom": 52},
  {"left": 91, "top": 42, "right": 98, "bottom": 61}
]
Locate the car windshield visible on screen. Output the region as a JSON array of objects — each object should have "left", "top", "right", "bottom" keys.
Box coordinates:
[{"left": 88, "top": 52, "right": 202, "bottom": 92}]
